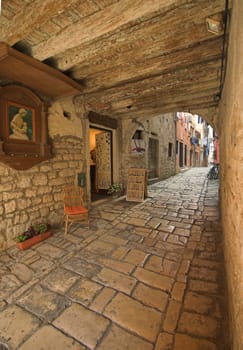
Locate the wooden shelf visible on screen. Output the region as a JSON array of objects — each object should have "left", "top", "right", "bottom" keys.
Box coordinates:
[
  {"left": 0, "top": 42, "right": 83, "bottom": 99},
  {"left": 0, "top": 154, "right": 51, "bottom": 170}
]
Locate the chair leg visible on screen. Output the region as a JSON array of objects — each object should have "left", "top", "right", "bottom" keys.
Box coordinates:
[
  {"left": 85, "top": 213, "right": 90, "bottom": 229},
  {"left": 64, "top": 216, "right": 68, "bottom": 235}
]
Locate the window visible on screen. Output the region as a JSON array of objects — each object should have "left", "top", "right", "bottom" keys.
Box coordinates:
[
  {"left": 132, "top": 130, "right": 143, "bottom": 139},
  {"left": 176, "top": 140, "right": 178, "bottom": 154},
  {"left": 131, "top": 130, "right": 145, "bottom": 154}
]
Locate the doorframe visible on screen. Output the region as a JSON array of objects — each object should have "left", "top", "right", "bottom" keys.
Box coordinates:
[
  {"left": 89, "top": 122, "right": 119, "bottom": 191},
  {"left": 89, "top": 125, "right": 113, "bottom": 188},
  {"left": 148, "top": 137, "right": 159, "bottom": 179}
]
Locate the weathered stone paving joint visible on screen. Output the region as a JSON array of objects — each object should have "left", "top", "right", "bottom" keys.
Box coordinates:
[{"left": 0, "top": 168, "right": 228, "bottom": 349}]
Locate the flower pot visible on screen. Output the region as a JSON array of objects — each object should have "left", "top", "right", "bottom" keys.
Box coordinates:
[
  {"left": 112, "top": 192, "right": 122, "bottom": 198},
  {"left": 16, "top": 231, "right": 52, "bottom": 250}
]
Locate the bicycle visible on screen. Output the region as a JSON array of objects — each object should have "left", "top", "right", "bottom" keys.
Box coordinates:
[{"left": 207, "top": 164, "right": 220, "bottom": 180}]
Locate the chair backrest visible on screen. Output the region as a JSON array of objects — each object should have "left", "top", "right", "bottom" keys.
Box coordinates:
[{"left": 63, "top": 185, "right": 84, "bottom": 208}]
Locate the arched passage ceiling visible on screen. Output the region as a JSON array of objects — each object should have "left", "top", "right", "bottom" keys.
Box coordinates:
[{"left": 0, "top": 0, "right": 232, "bottom": 126}]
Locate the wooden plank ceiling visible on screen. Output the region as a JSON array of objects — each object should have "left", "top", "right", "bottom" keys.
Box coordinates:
[{"left": 0, "top": 0, "right": 231, "bottom": 120}]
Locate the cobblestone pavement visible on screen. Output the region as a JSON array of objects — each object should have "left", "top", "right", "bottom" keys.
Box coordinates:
[{"left": 0, "top": 168, "right": 228, "bottom": 350}]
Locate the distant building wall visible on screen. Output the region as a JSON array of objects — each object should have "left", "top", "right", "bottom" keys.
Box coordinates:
[
  {"left": 120, "top": 113, "right": 176, "bottom": 186},
  {"left": 176, "top": 112, "right": 207, "bottom": 171}
]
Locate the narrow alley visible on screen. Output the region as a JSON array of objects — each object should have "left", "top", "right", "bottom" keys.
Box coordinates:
[{"left": 0, "top": 168, "right": 228, "bottom": 350}]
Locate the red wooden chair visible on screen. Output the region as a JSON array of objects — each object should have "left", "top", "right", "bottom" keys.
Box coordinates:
[{"left": 63, "top": 185, "right": 89, "bottom": 235}]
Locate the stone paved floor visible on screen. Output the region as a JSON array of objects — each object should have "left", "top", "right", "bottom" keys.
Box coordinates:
[{"left": 0, "top": 168, "right": 228, "bottom": 350}]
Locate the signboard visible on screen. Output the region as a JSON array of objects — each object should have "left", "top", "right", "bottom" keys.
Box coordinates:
[{"left": 126, "top": 168, "right": 147, "bottom": 202}]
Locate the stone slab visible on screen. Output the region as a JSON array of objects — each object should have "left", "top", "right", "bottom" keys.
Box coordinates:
[
  {"left": 163, "top": 300, "right": 181, "bottom": 333},
  {"left": 68, "top": 278, "right": 102, "bottom": 305},
  {"left": 184, "top": 291, "right": 221, "bottom": 317},
  {"left": 174, "top": 334, "right": 218, "bottom": 350},
  {"left": 84, "top": 240, "right": 116, "bottom": 255},
  {"left": 34, "top": 243, "right": 66, "bottom": 259},
  {"left": 63, "top": 257, "right": 101, "bottom": 278},
  {"left": 97, "top": 257, "right": 134, "bottom": 274},
  {"left": 145, "top": 255, "right": 179, "bottom": 277},
  {"left": 53, "top": 303, "right": 110, "bottom": 349},
  {"left": 97, "top": 324, "right": 153, "bottom": 350},
  {"left": 93, "top": 267, "right": 136, "bottom": 294},
  {"left": 104, "top": 293, "right": 161, "bottom": 342},
  {"left": 133, "top": 267, "right": 173, "bottom": 293},
  {"left": 90, "top": 287, "right": 116, "bottom": 313},
  {"left": 19, "top": 325, "right": 85, "bottom": 350},
  {"left": 189, "top": 279, "right": 219, "bottom": 294},
  {"left": 10, "top": 263, "right": 33, "bottom": 283},
  {"left": 189, "top": 266, "right": 218, "bottom": 282},
  {"left": 0, "top": 305, "right": 40, "bottom": 349},
  {"left": 155, "top": 332, "right": 173, "bottom": 350},
  {"left": 178, "top": 311, "right": 220, "bottom": 339},
  {"left": 41, "top": 267, "right": 80, "bottom": 294},
  {"left": 18, "top": 284, "right": 69, "bottom": 321},
  {"left": 0, "top": 274, "right": 22, "bottom": 299},
  {"left": 124, "top": 249, "right": 148, "bottom": 266},
  {"left": 132, "top": 282, "right": 168, "bottom": 311}
]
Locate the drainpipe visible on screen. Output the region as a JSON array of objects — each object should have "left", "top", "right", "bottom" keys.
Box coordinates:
[{"left": 174, "top": 112, "right": 177, "bottom": 174}]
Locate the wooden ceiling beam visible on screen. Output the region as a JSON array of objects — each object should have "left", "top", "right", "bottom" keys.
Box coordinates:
[
  {"left": 87, "top": 98, "right": 218, "bottom": 120},
  {"left": 70, "top": 29, "right": 222, "bottom": 79},
  {"left": 55, "top": 0, "right": 225, "bottom": 71},
  {"left": 79, "top": 59, "right": 221, "bottom": 106},
  {"left": 32, "top": 0, "right": 190, "bottom": 60},
  {"left": 113, "top": 94, "right": 219, "bottom": 119},
  {"left": 124, "top": 87, "right": 219, "bottom": 111},
  {"left": 129, "top": 83, "right": 220, "bottom": 108},
  {"left": 71, "top": 39, "right": 223, "bottom": 93},
  {"left": 82, "top": 82, "right": 220, "bottom": 117},
  {"left": 0, "top": 0, "right": 78, "bottom": 46}
]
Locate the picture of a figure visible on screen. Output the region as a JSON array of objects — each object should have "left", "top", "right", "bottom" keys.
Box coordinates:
[{"left": 8, "top": 103, "right": 35, "bottom": 141}]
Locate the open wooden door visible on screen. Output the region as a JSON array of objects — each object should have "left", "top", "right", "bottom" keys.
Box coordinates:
[
  {"left": 148, "top": 138, "right": 159, "bottom": 179},
  {"left": 95, "top": 131, "right": 112, "bottom": 189}
]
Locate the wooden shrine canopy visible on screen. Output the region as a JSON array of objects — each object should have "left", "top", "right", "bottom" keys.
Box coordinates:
[{"left": 0, "top": 42, "right": 83, "bottom": 99}]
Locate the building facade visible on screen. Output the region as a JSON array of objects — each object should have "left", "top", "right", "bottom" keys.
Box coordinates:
[
  {"left": 0, "top": 103, "right": 176, "bottom": 248},
  {"left": 176, "top": 112, "right": 208, "bottom": 172}
]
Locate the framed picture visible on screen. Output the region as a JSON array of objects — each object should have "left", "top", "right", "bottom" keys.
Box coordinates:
[
  {"left": 0, "top": 85, "right": 52, "bottom": 170},
  {"left": 6, "top": 101, "right": 36, "bottom": 142}
]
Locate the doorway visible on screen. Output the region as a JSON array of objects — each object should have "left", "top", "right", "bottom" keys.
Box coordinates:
[
  {"left": 184, "top": 145, "right": 187, "bottom": 166},
  {"left": 148, "top": 138, "right": 159, "bottom": 179},
  {"left": 89, "top": 126, "right": 113, "bottom": 201},
  {"left": 179, "top": 142, "right": 184, "bottom": 167}
]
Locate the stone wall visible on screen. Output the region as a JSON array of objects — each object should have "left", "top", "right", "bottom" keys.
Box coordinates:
[
  {"left": 0, "top": 98, "right": 85, "bottom": 250},
  {"left": 219, "top": 1, "right": 243, "bottom": 348},
  {"left": 120, "top": 113, "right": 176, "bottom": 185}
]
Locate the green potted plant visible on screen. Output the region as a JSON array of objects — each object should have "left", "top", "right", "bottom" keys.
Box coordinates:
[
  {"left": 107, "top": 183, "right": 123, "bottom": 197},
  {"left": 16, "top": 223, "right": 51, "bottom": 250}
]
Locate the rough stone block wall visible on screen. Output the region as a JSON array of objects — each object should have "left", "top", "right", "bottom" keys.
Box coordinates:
[
  {"left": 152, "top": 114, "right": 176, "bottom": 180},
  {"left": 219, "top": 1, "right": 243, "bottom": 348},
  {"left": 0, "top": 136, "right": 84, "bottom": 250},
  {"left": 120, "top": 114, "right": 176, "bottom": 185}
]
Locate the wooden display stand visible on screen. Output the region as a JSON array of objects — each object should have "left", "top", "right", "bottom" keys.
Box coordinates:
[{"left": 126, "top": 168, "right": 147, "bottom": 202}]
